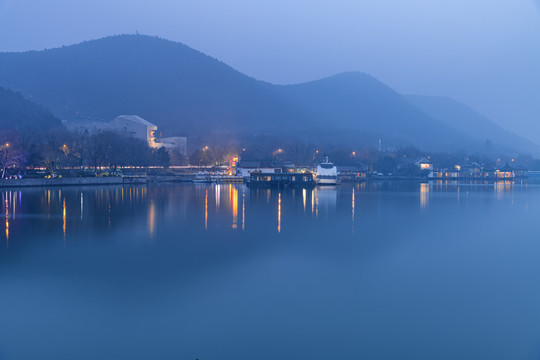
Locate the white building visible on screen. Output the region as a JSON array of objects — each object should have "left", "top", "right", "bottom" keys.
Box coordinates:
[
  {"left": 155, "top": 136, "right": 187, "bottom": 156},
  {"left": 110, "top": 115, "right": 158, "bottom": 147},
  {"left": 66, "top": 115, "right": 187, "bottom": 155},
  {"left": 236, "top": 161, "right": 282, "bottom": 178}
]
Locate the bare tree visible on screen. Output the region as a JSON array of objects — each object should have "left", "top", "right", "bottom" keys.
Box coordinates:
[{"left": 0, "top": 139, "right": 27, "bottom": 179}]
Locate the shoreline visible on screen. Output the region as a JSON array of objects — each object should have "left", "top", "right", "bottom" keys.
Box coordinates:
[{"left": 0, "top": 175, "right": 530, "bottom": 189}]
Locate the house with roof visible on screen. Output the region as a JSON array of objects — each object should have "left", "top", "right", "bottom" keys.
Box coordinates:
[
  {"left": 236, "top": 161, "right": 282, "bottom": 178},
  {"left": 413, "top": 157, "right": 433, "bottom": 170}
]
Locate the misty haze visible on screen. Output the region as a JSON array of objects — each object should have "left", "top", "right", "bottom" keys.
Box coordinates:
[{"left": 1, "top": 1, "right": 540, "bottom": 359}]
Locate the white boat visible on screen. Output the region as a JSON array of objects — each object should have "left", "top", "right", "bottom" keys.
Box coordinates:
[{"left": 315, "top": 157, "right": 338, "bottom": 186}]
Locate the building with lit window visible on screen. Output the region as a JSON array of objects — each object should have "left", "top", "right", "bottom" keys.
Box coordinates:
[
  {"left": 413, "top": 157, "right": 433, "bottom": 170},
  {"left": 110, "top": 115, "right": 158, "bottom": 147},
  {"left": 66, "top": 115, "right": 187, "bottom": 156}
]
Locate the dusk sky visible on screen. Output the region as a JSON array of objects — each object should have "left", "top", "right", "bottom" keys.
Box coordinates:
[{"left": 1, "top": 0, "right": 539, "bottom": 142}]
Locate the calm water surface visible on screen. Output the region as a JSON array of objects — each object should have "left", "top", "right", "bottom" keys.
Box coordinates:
[{"left": 1, "top": 181, "right": 540, "bottom": 359}]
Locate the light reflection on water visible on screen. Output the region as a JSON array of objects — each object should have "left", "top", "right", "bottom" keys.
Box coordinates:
[
  {"left": 0, "top": 181, "right": 528, "bottom": 248},
  {"left": 0, "top": 181, "right": 539, "bottom": 360}
]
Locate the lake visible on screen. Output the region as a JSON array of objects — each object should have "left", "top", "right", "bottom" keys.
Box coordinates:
[{"left": 1, "top": 181, "right": 540, "bottom": 359}]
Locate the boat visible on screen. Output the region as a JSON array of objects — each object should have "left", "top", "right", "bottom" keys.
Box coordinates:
[
  {"left": 247, "top": 170, "right": 315, "bottom": 188},
  {"left": 193, "top": 171, "right": 212, "bottom": 183},
  {"left": 315, "top": 157, "right": 338, "bottom": 186}
]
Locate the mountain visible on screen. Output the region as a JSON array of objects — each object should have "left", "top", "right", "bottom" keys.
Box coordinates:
[
  {"left": 0, "top": 35, "right": 300, "bottom": 134},
  {"left": 0, "top": 86, "right": 62, "bottom": 132},
  {"left": 406, "top": 95, "right": 539, "bottom": 154},
  {"left": 278, "top": 73, "right": 477, "bottom": 150},
  {"left": 0, "top": 34, "right": 534, "bottom": 153}
]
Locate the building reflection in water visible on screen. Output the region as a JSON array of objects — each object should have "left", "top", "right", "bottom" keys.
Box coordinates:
[
  {"left": 278, "top": 192, "right": 281, "bottom": 233},
  {"left": 215, "top": 185, "right": 221, "bottom": 209},
  {"left": 495, "top": 181, "right": 512, "bottom": 200},
  {"left": 8, "top": 182, "right": 510, "bottom": 248},
  {"left": 352, "top": 187, "right": 355, "bottom": 234},
  {"left": 80, "top": 193, "right": 84, "bottom": 220},
  {"left": 315, "top": 187, "right": 337, "bottom": 217},
  {"left": 420, "top": 183, "right": 429, "bottom": 209}
]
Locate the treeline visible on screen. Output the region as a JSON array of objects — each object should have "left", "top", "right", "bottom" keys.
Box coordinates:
[
  {"left": 187, "top": 132, "right": 540, "bottom": 171},
  {"left": 0, "top": 129, "right": 170, "bottom": 178}
]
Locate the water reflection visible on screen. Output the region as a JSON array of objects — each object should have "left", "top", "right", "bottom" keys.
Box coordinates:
[
  {"left": 1, "top": 181, "right": 540, "bottom": 359},
  {"left": 62, "top": 198, "right": 66, "bottom": 243},
  {"left": 352, "top": 186, "right": 355, "bottom": 234},
  {"left": 303, "top": 188, "right": 307, "bottom": 212},
  {"left": 4, "top": 196, "right": 9, "bottom": 246},
  {"left": 148, "top": 200, "right": 156, "bottom": 239},
  {"left": 0, "top": 181, "right": 534, "bottom": 250},
  {"left": 495, "top": 180, "right": 513, "bottom": 200},
  {"left": 278, "top": 192, "right": 282, "bottom": 233},
  {"left": 232, "top": 185, "right": 238, "bottom": 230},
  {"left": 420, "top": 183, "right": 429, "bottom": 209},
  {"left": 205, "top": 189, "right": 208, "bottom": 230}
]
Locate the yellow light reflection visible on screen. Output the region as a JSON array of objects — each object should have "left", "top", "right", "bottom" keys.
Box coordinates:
[
  {"left": 62, "top": 198, "right": 66, "bottom": 243},
  {"left": 494, "top": 181, "right": 512, "bottom": 200},
  {"left": 232, "top": 186, "right": 238, "bottom": 229},
  {"left": 5, "top": 198, "right": 9, "bottom": 246},
  {"left": 242, "top": 191, "right": 245, "bottom": 231},
  {"left": 315, "top": 189, "right": 319, "bottom": 219},
  {"left": 311, "top": 189, "right": 315, "bottom": 214},
  {"left": 205, "top": 189, "right": 208, "bottom": 230},
  {"left": 148, "top": 201, "right": 156, "bottom": 239},
  {"left": 278, "top": 193, "right": 281, "bottom": 233},
  {"left": 303, "top": 189, "right": 306, "bottom": 212},
  {"left": 420, "top": 183, "right": 429, "bottom": 209}
]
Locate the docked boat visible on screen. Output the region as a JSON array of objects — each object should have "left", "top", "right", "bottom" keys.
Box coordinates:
[
  {"left": 247, "top": 170, "right": 315, "bottom": 188},
  {"left": 193, "top": 172, "right": 212, "bottom": 183},
  {"left": 315, "top": 157, "right": 338, "bottom": 186}
]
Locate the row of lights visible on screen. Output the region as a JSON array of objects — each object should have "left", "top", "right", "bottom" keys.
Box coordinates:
[{"left": 200, "top": 147, "right": 361, "bottom": 158}]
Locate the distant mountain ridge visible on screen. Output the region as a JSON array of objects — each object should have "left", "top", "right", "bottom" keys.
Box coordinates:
[
  {"left": 0, "top": 34, "right": 536, "bottom": 154},
  {"left": 405, "top": 95, "right": 540, "bottom": 154}
]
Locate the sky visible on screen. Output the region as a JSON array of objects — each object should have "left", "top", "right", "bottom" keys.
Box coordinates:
[{"left": 0, "top": 0, "right": 540, "bottom": 142}]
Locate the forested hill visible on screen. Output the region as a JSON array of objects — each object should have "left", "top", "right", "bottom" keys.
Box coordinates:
[
  {"left": 0, "top": 86, "right": 62, "bottom": 132},
  {"left": 0, "top": 34, "right": 536, "bottom": 153}
]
